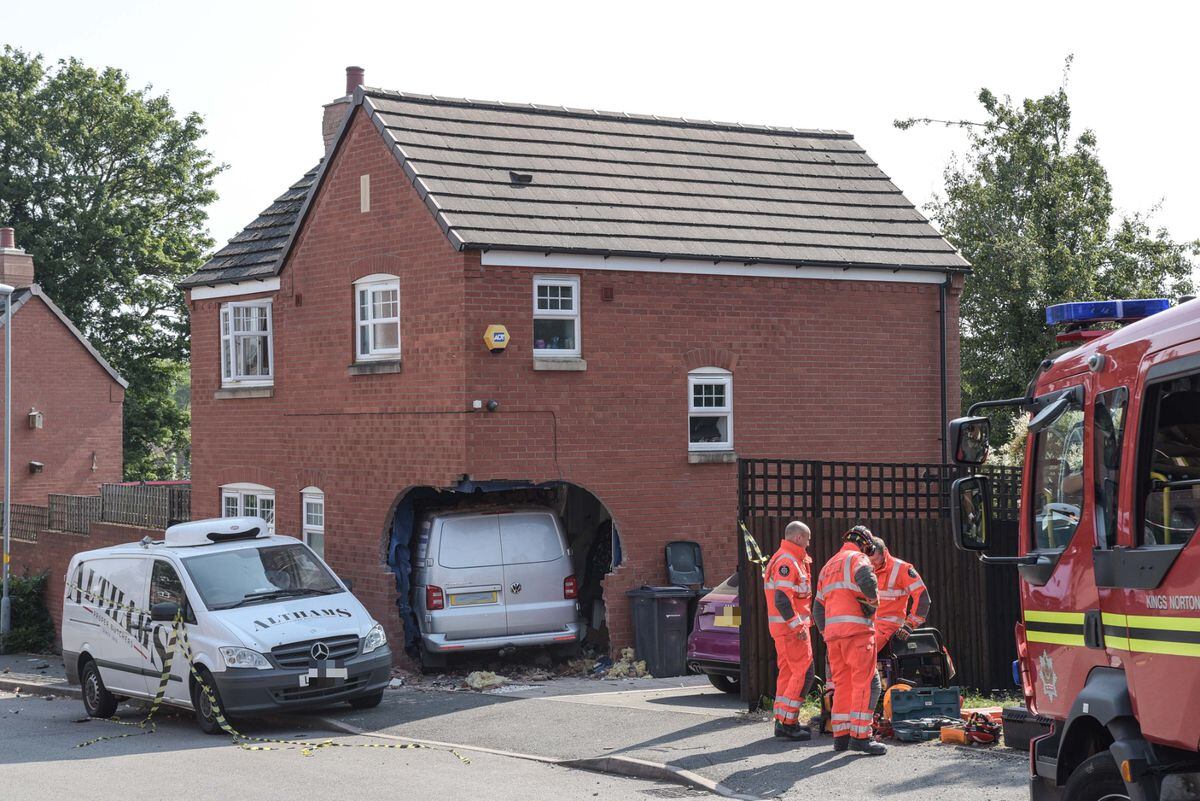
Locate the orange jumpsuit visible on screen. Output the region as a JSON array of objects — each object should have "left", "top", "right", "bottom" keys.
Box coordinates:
[
  {"left": 873, "top": 552, "right": 929, "bottom": 652},
  {"left": 763, "top": 539, "right": 813, "bottom": 727},
  {"left": 814, "top": 543, "right": 878, "bottom": 740}
]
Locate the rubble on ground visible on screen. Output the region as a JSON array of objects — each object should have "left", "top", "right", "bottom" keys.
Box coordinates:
[
  {"left": 604, "top": 648, "right": 648, "bottom": 679},
  {"left": 464, "top": 670, "right": 509, "bottom": 690}
]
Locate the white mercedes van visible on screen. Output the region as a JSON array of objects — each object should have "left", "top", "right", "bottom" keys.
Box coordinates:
[
  {"left": 61, "top": 517, "right": 391, "bottom": 733},
  {"left": 412, "top": 507, "right": 581, "bottom": 669}
]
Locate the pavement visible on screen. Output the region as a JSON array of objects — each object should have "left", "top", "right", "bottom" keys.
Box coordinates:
[
  {"left": 1, "top": 654, "right": 1027, "bottom": 800},
  {"left": 0, "top": 652, "right": 75, "bottom": 698},
  {"left": 327, "top": 674, "right": 1027, "bottom": 800}
]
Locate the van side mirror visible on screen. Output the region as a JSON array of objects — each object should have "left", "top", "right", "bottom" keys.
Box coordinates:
[
  {"left": 950, "top": 475, "right": 992, "bottom": 552},
  {"left": 948, "top": 417, "right": 991, "bottom": 465},
  {"left": 342, "top": 578, "right": 354, "bottom": 592},
  {"left": 150, "top": 601, "right": 182, "bottom": 622}
]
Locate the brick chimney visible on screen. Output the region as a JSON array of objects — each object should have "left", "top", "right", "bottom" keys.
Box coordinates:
[
  {"left": 322, "top": 66, "right": 365, "bottom": 153},
  {"left": 0, "top": 227, "right": 35, "bottom": 288}
]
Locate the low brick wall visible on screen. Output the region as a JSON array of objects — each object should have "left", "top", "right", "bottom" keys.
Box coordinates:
[{"left": 10, "top": 522, "right": 161, "bottom": 645}]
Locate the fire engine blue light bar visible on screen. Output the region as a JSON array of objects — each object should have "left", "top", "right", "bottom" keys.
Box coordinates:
[{"left": 1045, "top": 299, "right": 1172, "bottom": 326}]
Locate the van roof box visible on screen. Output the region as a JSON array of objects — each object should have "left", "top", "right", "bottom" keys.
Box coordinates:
[{"left": 164, "top": 517, "right": 269, "bottom": 547}]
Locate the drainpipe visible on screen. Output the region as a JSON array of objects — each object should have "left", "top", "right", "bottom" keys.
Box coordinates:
[{"left": 938, "top": 276, "right": 950, "bottom": 465}]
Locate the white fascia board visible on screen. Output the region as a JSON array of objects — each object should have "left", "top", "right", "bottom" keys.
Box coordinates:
[
  {"left": 189, "top": 277, "right": 282, "bottom": 300},
  {"left": 479, "top": 251, "right": 948, "bottom": 284}
]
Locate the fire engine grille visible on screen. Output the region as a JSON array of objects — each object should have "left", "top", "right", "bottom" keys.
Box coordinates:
[{"left": 270, "top": 635, "right": 360, "bottom": 668}]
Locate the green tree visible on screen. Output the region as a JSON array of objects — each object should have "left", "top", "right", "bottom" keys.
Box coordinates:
[
  {"left": 898, "top": 60, "right": 1196, "bottom": 444},
  {"left": 0, "top": 47, "right": 220, "bottom": 478}
]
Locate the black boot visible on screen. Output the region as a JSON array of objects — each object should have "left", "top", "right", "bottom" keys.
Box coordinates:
[
  {"left": 849, "top": 737, "right": 887, "bottom": 756},
  {"left": 774, "top": 721, "right": 812, "bottom": 741},
  {"left": 833, "top": 735, "right": 850, "bottom": 752}
]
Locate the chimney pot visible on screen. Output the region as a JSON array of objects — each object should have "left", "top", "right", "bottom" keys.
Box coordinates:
[
  {"left": 346, "top": 66, "right": 365, "bottom": 95},
  {"left": 0, "top": 225, "right": 34, "bottom": 287}
]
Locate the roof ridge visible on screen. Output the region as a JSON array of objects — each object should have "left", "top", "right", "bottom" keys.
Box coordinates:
[{"left": 361, "top": 86, "right": 854, "bottom": 141}]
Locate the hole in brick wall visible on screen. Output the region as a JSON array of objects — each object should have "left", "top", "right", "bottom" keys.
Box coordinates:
[{"left": 385, "top": 481, "right": 620, "bottom": 675}]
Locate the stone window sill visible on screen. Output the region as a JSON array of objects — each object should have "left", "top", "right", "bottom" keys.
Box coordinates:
[
  {"left": 533, "top": 357, "right": 587, "bottom": 372},
  {"left": 348, "top": 360, "right": 402, "bottom": 376},
  {"left": 214, "top": 385, "right": 274, "bottom": 400},
  {"left": 688, "top": 450, "right": 737, "bottom": 465}
]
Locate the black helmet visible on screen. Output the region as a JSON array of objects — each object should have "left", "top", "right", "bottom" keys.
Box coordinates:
[{"left": 843, "top": 525, "right": 877, "bottom": 555}]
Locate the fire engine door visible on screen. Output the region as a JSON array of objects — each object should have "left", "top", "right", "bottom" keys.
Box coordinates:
[{"left": 1020, "top": 381, "right": 1109, "bottom": 718}]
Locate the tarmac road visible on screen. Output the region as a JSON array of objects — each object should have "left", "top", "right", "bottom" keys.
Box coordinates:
[{"left": 0, "top": 691, "right": 706, "bottom": 801}]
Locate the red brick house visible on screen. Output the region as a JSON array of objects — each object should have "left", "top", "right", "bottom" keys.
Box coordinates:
[
  {"left": 181, "top": 68, "right": 967, "bottom": 658},
  {"left": 0, "top": 227, "right": 126, "bottom": 504}
]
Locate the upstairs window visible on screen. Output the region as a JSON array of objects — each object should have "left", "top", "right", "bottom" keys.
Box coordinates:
[
  {"left": 533, "top": 275, "right": 580, "bottom": 358},
  {"left": 688, "top": 368, "right": 733, "bottom": 451},
  {"left": 354, "top": 274, "right": 401, "bottom": 361},
  {"left": 220, "top": 301, "right": 273, "bottom": 385},
  {"left": 302, "top": 487, "right": 325, "bottom": 558},
  {"left": 221, "top": 483, "right": 275, "bottom": 535}
]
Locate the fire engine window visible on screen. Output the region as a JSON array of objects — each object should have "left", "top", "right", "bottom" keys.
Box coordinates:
[
  {"left": 1031, "top": 400, "right": 1085, "bottom": 550},
  {"left": 1140, "top": 375, "right": 1200, "bottom": 547},
  {"left": 1093, "top": 388, "right": 1128, "bottom": 549}
]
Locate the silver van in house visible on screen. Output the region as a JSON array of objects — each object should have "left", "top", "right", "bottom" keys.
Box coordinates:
[{"left": 412, "top": 507, "right": 581, "bottom": 667}]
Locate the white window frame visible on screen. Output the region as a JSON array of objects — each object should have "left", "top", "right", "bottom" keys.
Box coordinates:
[
  {"left": 687, "top": 368, "right": 733, "bottom": 452},
  {"left": 354, "top": 273, "right": 401, "bottom": 362},
  {"left": 532, "top": 275, "right": 581, "bottom": 359},
  {"left": 219, "top": 300, "right": 274, "bottom": 387},
  {"left": 301, "top": 486, "right": 325, "bottom": 558},
  {"left": 220, "top": 482, "right": 276, "bottom": 535}
]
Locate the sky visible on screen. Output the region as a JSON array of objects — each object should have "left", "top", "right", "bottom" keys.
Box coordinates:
[{"left": 7, "top": 1, "right": 1200, "bottom": 276}]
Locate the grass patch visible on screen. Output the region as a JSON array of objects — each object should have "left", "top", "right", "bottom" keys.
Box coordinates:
[{"left": 961, "top": 690, "right": 1023, "bottom": 709}]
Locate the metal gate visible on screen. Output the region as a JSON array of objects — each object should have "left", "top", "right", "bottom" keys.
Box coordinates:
[{"left": 737, "top": 459, "right": 1022, "bottom": 709}]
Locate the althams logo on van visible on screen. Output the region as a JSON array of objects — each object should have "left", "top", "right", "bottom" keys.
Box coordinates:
[{"left": 253, "top": 608, "right": 354, "bottom": 630}]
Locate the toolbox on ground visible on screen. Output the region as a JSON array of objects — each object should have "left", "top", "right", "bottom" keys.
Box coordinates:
[
  {"left": 889, "top": 686, "right": 962, "bottom": 722},
  {"left": 1001, "top": 706, "right": 1055, "bottom": 751}
]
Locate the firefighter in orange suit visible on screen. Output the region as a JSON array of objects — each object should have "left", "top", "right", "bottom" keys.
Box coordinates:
[
  {"left": 869, "top": 536, "right": 930, "bottom": 652},
  {"left": 763, "top": 520, "right": 814, "bottom": 741},
  {"left": 814, "top": 525, "right": 886, "bottom": 755}
]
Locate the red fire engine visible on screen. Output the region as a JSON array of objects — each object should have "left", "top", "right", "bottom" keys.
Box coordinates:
[{"left": 948, "top": 297, "right": 1200, "bottom": 801}]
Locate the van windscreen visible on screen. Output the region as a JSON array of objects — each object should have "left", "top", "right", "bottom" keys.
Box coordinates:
[
  {"left": 184, "top": 544, "right": 341, "bottom": 610},
  {"left": 500, "top": 514, "right": 565, "bottom": 564}
]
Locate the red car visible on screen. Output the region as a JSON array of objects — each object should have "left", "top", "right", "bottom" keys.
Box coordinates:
[{"left": 686, "top": 573, "right": 741, "bottom": 693}]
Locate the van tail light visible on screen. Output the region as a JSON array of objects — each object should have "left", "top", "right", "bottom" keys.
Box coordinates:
[
  {"left": 563, "top": 576, "right": 578, "bottom": 600},
  {"left": 426, "top": 585, "right": 445, "bottom": 611}
]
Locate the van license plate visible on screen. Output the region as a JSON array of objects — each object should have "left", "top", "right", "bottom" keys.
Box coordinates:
[{"left": 449, "top": 591, "right": 498, "bottom": 607}]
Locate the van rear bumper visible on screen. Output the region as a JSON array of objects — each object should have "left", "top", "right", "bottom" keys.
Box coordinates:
[
  {"left": 212, "top": 646, "right": 392, "bottom": 715},
  {"left": 423, "top": 624, "right": 581, "bottom": 653}
]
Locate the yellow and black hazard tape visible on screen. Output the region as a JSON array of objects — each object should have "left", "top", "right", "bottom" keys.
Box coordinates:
[
  {"left": 740, "top": 521, "right": 769, "bottom": 577},
  {"left": 65, "top": 581, "right": 470, "bottom": 763}
]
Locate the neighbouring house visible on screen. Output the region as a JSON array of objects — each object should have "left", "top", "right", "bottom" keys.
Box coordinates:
[
  {"left": 180, "top": 67, "right": 968, "bottom": 659},
  {"left": 0, "top": 227, "right": 126, "bottom": 505}
]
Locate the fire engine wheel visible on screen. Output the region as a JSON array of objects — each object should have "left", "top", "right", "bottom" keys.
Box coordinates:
[{"left": 1063, "top": 752, "right": 1130, "bottom": 801}]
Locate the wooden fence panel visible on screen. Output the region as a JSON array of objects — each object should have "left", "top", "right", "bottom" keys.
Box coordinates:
[
  {"left": 0, "top": 503, "right": 49, "bottom": 542},
  {"left": 47, "top": 495, "right": 102, "bottom": 534},
  {"left": 738, "top": 459, "right": 1024, "bottom": 708}
]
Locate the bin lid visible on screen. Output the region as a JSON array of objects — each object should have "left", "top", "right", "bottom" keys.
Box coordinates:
[{"left": 626, "top": 585, "right": 697, "bottom": 598}]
